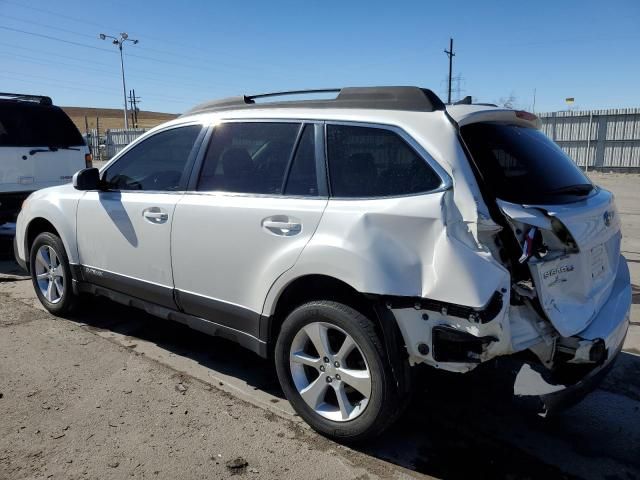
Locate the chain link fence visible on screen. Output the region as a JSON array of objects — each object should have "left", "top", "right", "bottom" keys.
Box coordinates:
[{"left": 84, "top": 128, "right": 148, "bottom": 161}]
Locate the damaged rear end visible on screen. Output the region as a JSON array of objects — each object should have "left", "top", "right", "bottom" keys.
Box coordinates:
[{"left": 405, "top": 106, "right": 631, "bottom": 413}]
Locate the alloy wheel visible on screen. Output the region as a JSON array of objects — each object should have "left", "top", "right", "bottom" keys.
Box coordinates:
[
  {"left": 289, "top": 321, "right": 372, "bottom": 422},
  {"left": 34, "top": 245, "right": 65, "bottom": 304}
]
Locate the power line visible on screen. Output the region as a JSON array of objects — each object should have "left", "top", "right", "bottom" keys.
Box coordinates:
[
  {"left": 1, "top": 8, "right": 302, "bottom": 75},
  {"left": 0, "top": 42, "right": 239, "bottom": 91},
  {"left": 2, "top": 13, "right": 99, "bottom": 40},
  {"left": 0, "top": 24, "right": 298, "bottom": 81},
  {"left": 0, "top": 25, "right": 112, "bottom": 52},
  {"left": 0, "top": 69, "right": 192, "bottom": 105}
]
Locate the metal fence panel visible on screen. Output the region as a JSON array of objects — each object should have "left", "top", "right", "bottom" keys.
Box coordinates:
[
  {"left": 538, "top": 108, "right": 640, "bottom": 170},
  {"left": 83, "top": 128, "right": 148, "bottom": 161}
]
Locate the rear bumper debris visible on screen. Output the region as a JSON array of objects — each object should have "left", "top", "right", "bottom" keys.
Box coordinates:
[{"left": 513, "top": 257, "right": 631, "bottom": 414}]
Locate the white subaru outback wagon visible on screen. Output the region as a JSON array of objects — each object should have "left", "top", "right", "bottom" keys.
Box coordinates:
[{"left": 14, "top": 87, "right": 631, "bottom": 441}]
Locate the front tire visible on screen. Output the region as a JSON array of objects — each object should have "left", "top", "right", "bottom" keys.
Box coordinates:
[
  {"left": 275, "top": 301, "right": 403, "bottom": 441},
  {"left": 29, "top": 232, "right": 78, "bottom": 316}
]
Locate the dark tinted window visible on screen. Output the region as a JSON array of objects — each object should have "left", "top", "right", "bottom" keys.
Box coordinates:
[
  {"left": 198, "top": 122, "right": 300, "bottom": 194},
  {"left": 461, "top": 123, "right": 593, "bottom": 204},
  {"left": 327, "top": 125, "right": 441, "bottom": 198},
  {"left": 0, "top": 103, "right": 84, "bottom": 147},
  {"left": 284, "top": 125, "right": 318, "bottom": 196},
  {"left": 104, "top": 125, "right": 201, "bottom": 191}
]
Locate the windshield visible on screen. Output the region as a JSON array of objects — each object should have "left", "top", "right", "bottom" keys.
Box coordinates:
[
  {"left": 0, "top": 103, "right": 84, "bottom": 148},
  {"left": 461, "top": 123, "right": 592, "bottom": 204}
]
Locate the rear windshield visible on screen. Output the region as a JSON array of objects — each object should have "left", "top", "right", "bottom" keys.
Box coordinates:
[
  {"left": 0, "top": 103, "right": 84, "bottom": 147},
  {"left": 461, "top": 123, "right": 592, "bottom": 204}
]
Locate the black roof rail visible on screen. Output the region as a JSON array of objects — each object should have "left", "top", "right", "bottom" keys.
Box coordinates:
[
  {"left": 183, "top": 86, "right": 445, "bottom": 116},
  {"left": 0, "top": 92, "right": 53, "bottom": 105}
]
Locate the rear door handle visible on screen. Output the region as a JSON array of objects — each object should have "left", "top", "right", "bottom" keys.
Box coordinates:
[
  {"left": 143, "top": 208, "right": 169, "bottom": 224},
  {"left": 262, "top": 217, "right": 302, "bottom": 236}
]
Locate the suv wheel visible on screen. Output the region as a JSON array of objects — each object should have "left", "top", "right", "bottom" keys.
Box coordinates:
[
  {"left": 29, "top": 232, "right": 78, "bottom": 316},
  {"left": 275, "top": 301, "right": 403, "bottom": 441}
]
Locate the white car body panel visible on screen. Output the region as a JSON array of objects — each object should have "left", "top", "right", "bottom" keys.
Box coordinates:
[
  {"left": 76, "top": 191, "right": 184, "bottom": 291},
  {"left": 14, "top": 184, "right": 83, "bottom": 265},
  {"left": 498, "top": 189, "right": 622, "bottom": 337},
  {"left": 0, "top": 145, "right": 88, "bottom": 194},
  {"left": 172, "top": 193, "right": 327, "bottom": 315}
]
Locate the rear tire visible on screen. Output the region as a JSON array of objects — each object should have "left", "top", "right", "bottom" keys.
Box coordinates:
[
  {"left": 29, "top": 232, "right": 78, "bottom": 316},
  {"left": 275, "top": 300, "right": 404, "bottom": 441}
]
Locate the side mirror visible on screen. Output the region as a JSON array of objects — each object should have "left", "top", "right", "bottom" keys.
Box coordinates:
[{"left": 73, "top": 168, "right": 100, "bottom": 190}]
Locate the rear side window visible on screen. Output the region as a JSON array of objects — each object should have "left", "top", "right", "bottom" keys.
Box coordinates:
[
  {"left": 103, "top": 125, "right": 201, "bottom": 191},
  {"left": 461, "top": 123, "right": 593, "bottom": 204},
  {"left": 327, "top": 124, "right": 441, "bottom": 198},
  {"left": 0, "top": 103, "right": 84, "bottom": 147},
  {"left": 198, "top": 122, "right": 300, "bottom": 194}
]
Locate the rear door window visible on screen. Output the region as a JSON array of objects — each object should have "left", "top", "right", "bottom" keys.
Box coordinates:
[
  {"left": 197, "top": 122, "right": 301, "bottom": 194},
  {"left": 0, "top": 103, "right": 84, "bottom": 147},
  {"left": 461, "top": 123, "right": 593, "bottom": 204},
  {"left": 326, "top": 124, "right": 441, "bottom": 198}
]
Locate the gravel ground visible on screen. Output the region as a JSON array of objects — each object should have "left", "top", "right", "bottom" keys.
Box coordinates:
[{"left": 0, "top": 293, "right": 408, "bottom": 480}]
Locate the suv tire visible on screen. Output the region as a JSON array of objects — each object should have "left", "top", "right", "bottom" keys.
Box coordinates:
[
  {"left": 29, "top": 232, "right": 78, "bottom": 316},
  {"left": 275, "top": 301, "right": 403, "bottom": 441}
]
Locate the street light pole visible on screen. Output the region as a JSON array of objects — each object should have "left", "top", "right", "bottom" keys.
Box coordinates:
[
  {"left": 99, "top": 32, "right": 139, "bottom": 129},
  {"left": 118, "top": 43, "right": 128, "bottom": 129}
]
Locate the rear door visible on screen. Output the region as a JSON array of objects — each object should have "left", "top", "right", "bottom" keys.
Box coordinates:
[
  {"left": 171, "top": 121, "right": 328, "bottom": 337},
  {"left": 76, "top": 123, "right": 204, "bottom": 307},
  {"left": 461, "top": 122, "right": 623, "bottom": 336}
]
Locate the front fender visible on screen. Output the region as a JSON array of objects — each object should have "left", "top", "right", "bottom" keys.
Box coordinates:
[{"left": 19, "top": 185, "right": 83, "bottom": 265}]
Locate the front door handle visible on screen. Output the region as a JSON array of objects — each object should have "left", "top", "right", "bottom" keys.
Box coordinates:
[
  {"left": 143, "top": 207, "right": 169, "bottom": 224},
  {"left": 262, "top": 217, "right": 302, "bottom": 236}
]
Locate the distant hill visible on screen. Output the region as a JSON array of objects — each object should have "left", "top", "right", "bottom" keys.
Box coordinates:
[{"left": 61, "top": 106, "right": 179, "bottom": 132}]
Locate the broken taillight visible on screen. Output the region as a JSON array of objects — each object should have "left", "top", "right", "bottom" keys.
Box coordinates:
[{"left": 515, "top": 110, "right": 538, "bottom": 122}]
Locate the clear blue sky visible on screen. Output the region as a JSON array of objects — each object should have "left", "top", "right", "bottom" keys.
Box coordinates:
[{"left": 1, "top": 0, "right": 639, "bottom": 114}]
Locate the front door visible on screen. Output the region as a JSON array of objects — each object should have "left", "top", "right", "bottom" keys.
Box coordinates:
[
  {"left": 171, "top": 121, "right": 328, "bottom": 337},
  {"left": 76, "top": 123, "right": 204, "bottom": 308}
]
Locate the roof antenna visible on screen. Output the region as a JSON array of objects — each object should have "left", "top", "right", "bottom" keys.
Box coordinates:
[{"left": 454, "top": 95, "right": 472, "bottom": 105}]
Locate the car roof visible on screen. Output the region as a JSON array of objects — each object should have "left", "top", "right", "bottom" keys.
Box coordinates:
[
  {"left": 446, "top": 104, "right": 542, "bottom": 129},
  {"left": 182, "top": 87, "right": 446, "bottom": 117},
  {"left": 0, "top": 92, "right": 53, "bottom": 106}
]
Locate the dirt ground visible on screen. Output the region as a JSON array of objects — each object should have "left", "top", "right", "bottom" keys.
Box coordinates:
[{"left": 0, "top": 172, "right": 639, "bottom": 480}]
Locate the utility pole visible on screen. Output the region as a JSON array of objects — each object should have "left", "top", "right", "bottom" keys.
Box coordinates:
[
  {"left": 444, "top": 38, "right": 455, "bottom": 104},
  {"left": 532, "top": 88, "right": 537, "bottom": 113},
  {"left": 99, "top": 32, "right": 139, "bottom": 129},
  {"left": 132, "top": 88, "right": 140, "bottom": 128},
  {"left": 128, "top": 89, "right": 141, "bottom": 128},
  {"left": 128, "top": 90, "right": 135, "bottom": 128}
]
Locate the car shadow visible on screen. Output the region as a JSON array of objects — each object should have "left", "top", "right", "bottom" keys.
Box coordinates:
[
  {"left": 67, "top": 296, "right": 284, "bottom": 398},
  {"left": 60, "top": 295, "right": 640, "bottom": 480}
]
